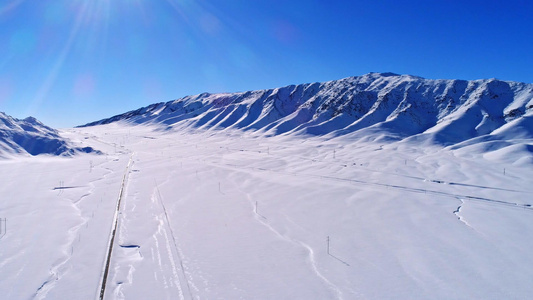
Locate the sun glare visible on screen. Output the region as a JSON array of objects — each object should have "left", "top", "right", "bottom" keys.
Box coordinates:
[{"left": 0, "top": 0, "right": 25, "bottom": 16}]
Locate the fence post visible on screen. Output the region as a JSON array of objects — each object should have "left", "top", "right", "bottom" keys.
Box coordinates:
[{"left": 0, "top": 218, "right": 6, "bottom": 239}]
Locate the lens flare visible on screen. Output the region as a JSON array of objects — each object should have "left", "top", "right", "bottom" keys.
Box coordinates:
[
  {"left": 9, "top": 29, "right": 36, "bottom": 54},
  {"left": 0, "top": 77, "right": 14, "bottom": 105},
  {"left": 73, "top": 74, "right": 96, "bottom": 98},
  {"left": 0, "top": 0, "right": 25, "bottom": 15},
  {"left": 27, "top": 0, "right": 111, "bottom": 116}
]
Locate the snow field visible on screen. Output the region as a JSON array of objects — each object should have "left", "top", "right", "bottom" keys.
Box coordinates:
[
  {"left": 1, "top": 122, "right": 533, "bottom": 299},
  {"left": 0, "top": 152, "right": 129, "bottom": 299}
]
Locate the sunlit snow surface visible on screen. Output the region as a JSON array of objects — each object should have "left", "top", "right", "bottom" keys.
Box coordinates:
[{"left": 1, "top": 122, "right": 533, "bottom": 299}]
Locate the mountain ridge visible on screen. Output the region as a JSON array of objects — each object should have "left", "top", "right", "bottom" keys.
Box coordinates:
[
  {"left": 0, "top": 112, "right": 99, "bottom": 158},
  {"left": 81, "top": 73, "right": 533, "bottom": 147}
]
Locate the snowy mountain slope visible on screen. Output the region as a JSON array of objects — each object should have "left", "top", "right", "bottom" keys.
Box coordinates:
[
  {"left": 81, "top": 73, "right": 533, "bottom": 146},
  {"left": 0, "top": 112, "right": 98, "bottom": 158}
]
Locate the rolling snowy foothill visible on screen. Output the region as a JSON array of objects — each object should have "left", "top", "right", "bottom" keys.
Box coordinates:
[{"left": 1, "top": 73, "right": 533, "bottom": 299}]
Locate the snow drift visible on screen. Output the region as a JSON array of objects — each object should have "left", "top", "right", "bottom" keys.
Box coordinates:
[
  {"left": 81, "top": 73, "right": 533, "bottom": 146},
  {"left": 0, "top": 112, "right": 98, "bottom": 158}
]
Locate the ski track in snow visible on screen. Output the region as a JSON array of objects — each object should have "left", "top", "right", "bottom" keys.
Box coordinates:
[
  {"left": 154, "top": 170, "right": 198, "bottom": 299},
  {"left": 159, "top": 217, "right": 184, "bottom": 299}
]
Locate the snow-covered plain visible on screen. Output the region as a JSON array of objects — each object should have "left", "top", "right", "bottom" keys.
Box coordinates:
[{"left": 1, "top": 121, "right": 532, "bottom": 300}]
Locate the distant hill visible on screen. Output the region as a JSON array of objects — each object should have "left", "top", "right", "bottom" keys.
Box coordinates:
[
  {"left": 0, "top": 112, "right": 98, "bottom": 158},
  {"left": 81, "top": 72, "right": 533, "bottom": 146}
]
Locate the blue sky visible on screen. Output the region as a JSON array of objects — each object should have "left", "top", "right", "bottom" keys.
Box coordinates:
[{"left": 1, "top": 0, "right": 532, "bottom": 127}]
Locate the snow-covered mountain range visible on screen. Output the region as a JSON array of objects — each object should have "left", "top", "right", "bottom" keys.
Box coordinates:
[
  {"left": 0, "top": 112, "right": 97, "bottom": 158},
  {"left": 83, "top": 72, "right": 533, "bottom": 146}
]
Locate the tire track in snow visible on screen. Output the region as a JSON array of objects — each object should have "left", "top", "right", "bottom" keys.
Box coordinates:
[
  {"left": 154, "top": 181, "right": 194, "bottom": 300},
  {"left": 111, "top": 188, "right": 144, "bottom": 299},
  {"left": 98, "top": 153, "right": 134, "bottom": 300}
]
